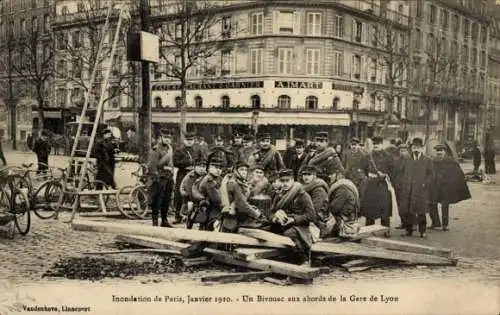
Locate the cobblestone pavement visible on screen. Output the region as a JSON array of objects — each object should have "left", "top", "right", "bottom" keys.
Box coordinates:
[{"left": 0, "top": 151, "right": 499, "bottom": 287}]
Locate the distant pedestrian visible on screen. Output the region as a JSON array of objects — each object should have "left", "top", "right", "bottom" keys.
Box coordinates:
[
  {"left": 472, "top": 142, "right": 481, "bottom": 173},
  {"left": 33, "top": 130, "right": 51, "bottom": 175},
  {"left": 484, "top": 146, "right": 496, "bottom": 175}
]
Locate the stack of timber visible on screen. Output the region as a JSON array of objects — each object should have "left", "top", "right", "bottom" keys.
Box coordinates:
[{"left": 72, "top": 219, "right": 458, "bottom": 284}]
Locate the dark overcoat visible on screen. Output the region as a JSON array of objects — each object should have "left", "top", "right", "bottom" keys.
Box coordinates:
[
  {"left": 283, "top": 148, "right": 308, "bottom": 180},
  {"left": 343, "top": 149, "right": 369, "bottom": 193},
  {"left": 94, "top": 139, "right": 116, "bottom": 188},
  {"left": 398, "top": 153, "right": 435, "bottom": 215},
  {"left": 432, "top": 156, "right": 471, "bottom": 204}
]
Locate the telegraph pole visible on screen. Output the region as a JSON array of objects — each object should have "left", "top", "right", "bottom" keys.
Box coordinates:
[
  {"left": 7, "top": 16, "right": 17, "bottom": 150},
  {"left": 138, "top": 0, "right": 152, "bottom": 161}
]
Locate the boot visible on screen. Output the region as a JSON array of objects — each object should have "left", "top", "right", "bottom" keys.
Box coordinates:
[
  {"left": 152, "top": 215, "right": 159, "bottom": 227},
  {"left": 160, "top": 219, "right": 173, "bottom": 228}
]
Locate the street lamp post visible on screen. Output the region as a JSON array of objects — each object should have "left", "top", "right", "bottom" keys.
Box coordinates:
[{"left": 352, "top": 86, "right": 364, "bottom": 139}]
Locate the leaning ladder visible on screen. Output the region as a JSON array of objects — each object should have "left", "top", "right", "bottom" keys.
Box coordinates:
[{"left": 57, "top": 4, "right": 129, "bottom": 223}]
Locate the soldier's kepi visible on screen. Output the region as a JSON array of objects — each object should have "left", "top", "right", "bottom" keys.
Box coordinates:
[{"left": 306, "top": 131, "right": 344, "bottom": 185}]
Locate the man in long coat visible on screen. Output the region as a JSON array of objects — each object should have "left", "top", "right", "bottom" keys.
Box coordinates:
[
  {"left": 393, "top": 143, "right": 412, "bottom": 229},
  {"left": 429, "top": 143, "right": 471, "bottom": 231},
  {"left": 360, "top": 136, "right": 394, "bottom": 237},
  {"left": 94, "top": 128, "right": 116, "bottom": 189},
  {"left": 399, "top": 138, "right": 435, "bottom": 238},
  {"left": 208, "top": 135, "right": 233, "bottom": 170},
  {"left": 343, "top": 137, "right": 369, "bottom": 201},
  {"left": 253, "top": 133, "right": 285, "bottom": 178},
  {"left": 173, "top": 131, "right": 203, "bottom": 224},
  {"left": 306, "top": 131, "right": 344, "bottom": 185}
]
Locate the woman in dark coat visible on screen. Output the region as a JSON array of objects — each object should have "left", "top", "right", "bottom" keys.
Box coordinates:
[{"left": 429, "top": 144, "right": 471, "bottom": 231}]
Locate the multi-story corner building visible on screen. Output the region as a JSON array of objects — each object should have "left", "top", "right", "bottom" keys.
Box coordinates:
[
  {"left": 486, "top": 1, "right": 500, "bottom": 149},
  {"left": 406, "top": 0, "right": 490, "bottom": 149},
  {"left": 0, "top": 0, "right": 53, "bottom": 142},
  {"left": 54, "top": 0, "right": 411, "bottom": 145}
]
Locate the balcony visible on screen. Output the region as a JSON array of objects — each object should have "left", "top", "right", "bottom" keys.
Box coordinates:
[
  {"left": 339, "top": 0, "right": 410, "bottom": 27},
  {"left": 53, "top": 7, "right": 122, "bottom": 27}
]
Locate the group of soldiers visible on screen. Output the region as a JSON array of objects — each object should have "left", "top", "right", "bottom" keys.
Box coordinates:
[{"left": 143, "top": 129, "right": 471, "bottom": 262}]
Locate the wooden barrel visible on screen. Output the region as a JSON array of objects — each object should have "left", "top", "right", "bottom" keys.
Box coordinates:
[{"left": 248, "top": 194, "right": 272, "bottom": 218}]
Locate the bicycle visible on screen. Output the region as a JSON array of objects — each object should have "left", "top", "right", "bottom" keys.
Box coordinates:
[
  {"left": 0, "top": 167, "right": 31, "bottom": 237},
  {"left": 116, "top": 163, "right": 150, "bottom": 219}
]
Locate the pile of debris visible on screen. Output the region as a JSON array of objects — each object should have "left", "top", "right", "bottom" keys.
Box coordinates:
[{"left": 71, "top": 219, "right": 458, "bottom": 284}]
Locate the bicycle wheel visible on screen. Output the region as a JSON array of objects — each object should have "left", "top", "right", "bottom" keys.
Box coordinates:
[
  {"left": 115, "top": 185, "right": 137, "bottom": 219},
  {"left": 33, "top": 181, "right": 61, "bottom": 219},
  {"left": 9, "top": 174, "right": 31, "bottom": 193},
  {"left": 12, "top": 188, "right": 31, "bottom": 235},
  {"left": 129, "top": 185, "right": 150, "bottom": 219}
]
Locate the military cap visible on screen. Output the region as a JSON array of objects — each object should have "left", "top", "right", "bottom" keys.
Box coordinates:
[
  {"left": 194, "top": 157, "right": 207, "bottom": 166},
  {"left": 278, "top": 169, "right": 294, "bottom": 178},
  {"left": 372, "top": 136, "right": 384, "bottom": 144},
  {"left": 258, "top": 133, "right": 271, "bottom": 140},
  {"left": 315, "top": 131, "right": 329, "bottom": 140},
  {"left": 308, "top": 143, "right": 318, "bottom": 150},
  {"left": 100, "top": 128, "right": 112, "bottom": 136},
  {"left": 350, "top": 137, "right": 360, "bottom": 144},
  {"left": 160, "top": 129, "right": 173, "bottom": 137},
  {"left": 208, "top": 157, "right": 225, "bottom": 167},
  {"left": 434, "top": 143, "right": 447, "bottom": 151},
  {"left": 295, "top": 138, "right": 305, "bottom": 147},
  {"left": 299, "top": 165, "right": 318, "bottom": 175},
  {"left": 214, "top": 135, "right": 224, "bottom": 141},
  {"left": 234, "top": 159, "right": 250, "bottom": 169},
  {"left": 184, "top": 131, "right": 195, "bottom": 140},
  {"left": 251, "top": 163, "right": 265, "bottom": 171},
  {"left": 233, "top": 133, "right": 243, "bottom": 139},
  {"left": 243, "top": 134, "right": 255, "bottom": 142},
  {"left": 411, "top": 137, "right": 424, "bottom": 147}
]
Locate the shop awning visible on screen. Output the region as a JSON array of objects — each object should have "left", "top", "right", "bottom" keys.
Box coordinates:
[{"left": 257, "top": 112, "right": 351, "bottom": 126}]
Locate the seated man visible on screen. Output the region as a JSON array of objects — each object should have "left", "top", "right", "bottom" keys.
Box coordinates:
[
  {"left": 189, "top": 158, "right": 224, "bottom": 231},
  {"left": 249, "top": 164, "right": 270, "bottom": 197},
  {"left": 219, "top": 161, "right": 267, "bottom": 233},
  {"left": 267, "top": 169, "right": 318, "bottom": 264},
  {"left": 320, "top": 171, "right": 360, "bottom": 238},
  {"left": 299, "top": 165, "right": 329, "bottom": 215},
  {"left": 180, "top": 157, "right": 207, "bottom": 227}
]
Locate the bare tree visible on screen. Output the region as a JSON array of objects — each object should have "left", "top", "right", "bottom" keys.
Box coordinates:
[
  {"left": 9, "top": 16, "right": 55, "bottom": 131},
  {"left": 155, "top": 0, "right": 240, "bottom": 140}
]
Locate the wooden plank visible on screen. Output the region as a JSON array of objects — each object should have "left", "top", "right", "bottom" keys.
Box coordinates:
[
  {"left": 239, "top": 228, "right": 295, "bottom": 247},
  {"left": 182, "top": 257, "right": 213, "bottom": 267},
  {"left": 201, "top": 271, "right": 272, "bottom": 283},
  {"left": 263, "top": 277, "right": 290, "bottom": 286},
  {"left": 204, "top": 248, "right": 321, "bottom": 280},
  {"left": 360, "top": 237, "right": 453, "bottom": 258},
  {"left": 311, "top": 242, "right": 456, "bottom": 265},
  {"left": 115, "top": 234, "right": 189, "bottom": 250},
  {"left": 79, "top": 212, "right": 125, "bottom": 218},
  {"left": 345, "top": 225, "right": 390, "bottom": 240},
  {"left": 78, "top": 190, "right": 119, "bottom": 196},
  {"left": 233, "top": 247, "right": 286, "bottom": 261},
  {"left": 72, "top": 219, "right": 291, "bottom": 249},
  {"left": 83, "top": 248, "right": 181, "bottom": 255}
]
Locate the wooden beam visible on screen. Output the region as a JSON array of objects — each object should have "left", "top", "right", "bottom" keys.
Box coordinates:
[
  {"left": 72, "top": 219, "right": 291, "bottom": 249},
  {"left": 115, "top": 234, "right": 189, "bottom": 250},
  {"left": 83, "top": 248, "right": 181, "bottom": 255},
  {"left": 311, "top": 241, "right": 456, "bottom": 265},
  {"left": 233, "top": 247, "right": 287, "bottom": 261},
  {"left": 360, "top": 237, "right": 453, "bottom": 258},
  {"left": 78, "top": 189, "right": 119, "bottom": 196},
  {"left": 79, "top": 212, "right": 125, "bottom": 218},
  {"left": 201, "top": 271, "right": 273, "bottom": 283},
  {"left": 204, "top": 248, "right": 321, "bottom": 280},
  {"left": 182, "top": 257, "right": 213, "bottom": 267},
  {"left": 239, "top": 228, "right": 296, "bottom": 247}
]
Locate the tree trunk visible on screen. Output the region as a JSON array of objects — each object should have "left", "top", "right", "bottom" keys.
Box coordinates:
[{"left": 180, "top": 79, "right": 187, "bottom": 142}]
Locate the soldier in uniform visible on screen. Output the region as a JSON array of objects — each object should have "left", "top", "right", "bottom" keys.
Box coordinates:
[
  {"left": 94, "top": 128, "right": 117, "bottom": 189},
  {"left": 173, "top": 131, "right": 203, "bottom": 224},
  {"left": 207, "top": 135, "right": 233, "bottom": 170},
  {"left": 253, "top": 133, "right": 285, "bottom": 178},
  {"left": 393, "top": 143, "right": 412, "bottom": 229},
  {"left": 230, "top": 134, "right": 245, "bottom": 165},
  {"left": 249, "top": 164, "right": 270, "bottom": 197},
  {"left": 241, "top": 134, "right": 257, "bottom": 165},
  {"left": 343, "top": 137, "right": 369, "bottom": 201},
  {"left": 306, "top": 131, "right": 344, "bottom": 185},
  {"left": 267, "top": 169, "right": 318, "bottom": 264},
  {"left": 299, "top": 165, "right": 329, "bottom": 215},
  {"left": 148, "top": 129, "right": 175, "bottom": 227},
  {"left": 360, "top": 136, "right": 395, "bottom": 237},
  {"left": 180, "top": 157, "right": 207, "bottom": 225},
  {"left": 283, "top": 138, "right": 308, "bottom": 180}
]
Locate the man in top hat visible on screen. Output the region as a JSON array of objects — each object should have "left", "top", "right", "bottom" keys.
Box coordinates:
[
  {"left": 343, "top": 137, "right": 369, "bottom": 200},
  {"left": 267, "top": 169, "right": 318, "bottom": 264},
  {"left": 94, "top": 128, "right": 117, "bottom": 189},
  {"left": 33, "top": 129, "right": 52, "bottom": 175},
  {"left": 360, "top": 136, "right": 394, "bottom": 237},
  {"left": 148, "top": 128, "right": 175, "bottom": 227},
  {"left": 241, "top": 134, "right": 256, "bottom": 165},
  {"left": 283, "top": 138, "right": 308, "bottom": 181},
  {"left": 398, "top": 138, "right": 435, "bottom": 238},
  {"left": 253, "top": 133, "right": 285, "bottom": 178},
  {"left": 299, "top": 165, "right": 329, "bottom": 215},
  {"left": 428, "top": 143, "right": 470, "bottom": 231},
  {"left": 173, "top": 131, "right": 203, "bottom": 224},
  {"left": 305, "top": 131, "right": 344, "bottom": 185},
  {"left": 208, "top": 135, "right": 233, "bottom": 170}
]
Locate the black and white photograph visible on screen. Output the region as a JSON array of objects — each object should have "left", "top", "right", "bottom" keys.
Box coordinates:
[{"left": 0, "top": 0, "right": 498, "bottom": 314}]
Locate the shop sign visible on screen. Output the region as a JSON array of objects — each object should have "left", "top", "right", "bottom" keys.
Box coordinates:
[{"left": 274, "top": 81, "right": 323, "bottom": 89}]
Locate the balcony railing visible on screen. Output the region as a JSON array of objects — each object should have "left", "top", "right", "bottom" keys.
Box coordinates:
[
  {"left": 341, "top": 0, "right": 410, "bottom": 27},
  {"left": 53, "top": 7, "right": 122, "bottom": 25}
]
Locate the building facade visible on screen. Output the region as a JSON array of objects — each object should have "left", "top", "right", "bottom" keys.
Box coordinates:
[
  {"left": 0, "top": 0, "right": 53, "bottom": 143},
  {"left": 486, "top": 1, "right": 500, "bottom": 149}
]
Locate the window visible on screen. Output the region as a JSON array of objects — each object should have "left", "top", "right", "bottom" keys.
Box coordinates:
[
  {"left": 250, "top": 48, "right": 263, "bottom": 74},
  {"left": 221, "top": 95, "right": 230, "bottom": 108},
  {"left": 353, "top": 54, "right": 361, "bottom": 79},
  {"left": 32, "top": 17, "right": 38, "bottom": 33},
  {"left": 221, "top": 50, "right": 232, "bottom": 76},
  {"left": 57, "top": 60, "right": 66, "bottom": 77},
  {"left": 251, "top": 95, "right": 261, "bottom": 109},
  {"left": 72, "top": 59, "right": 82, "bottom": 78},
  {"left": 175, "top": 96, "right": 183, "bottom": 108},
  {"left": 195, "top": 96, "right": 203, "bottom": 108},
  {"left": 441, "top": 10, "right": 448, "bottom": 29},
  {"left": 481, "top": 26, "right": 487, "bottom": 44},
  {"left": 332, "top": 97, "right": 340, "bottom": 110},
  {"left": 463, "top": 19, "right": 469, "bottom": 38},
  {"left": 44, "top": 14, "right": 50, "bottom": 33},
  {"left": 451, "top": 41, "right": 458, "bottom": 58},
  {"left": 221, "top": 16, "right": 231, "bottom": 38},
  {"left": 306, "top": 49, "right": 320, "bottom": 75},
  {"left": 472, "top": 48, "right": 477, "bottom": 65},
  {"left": 72, "top": 88, "right": 82, "bottom": 103},
  {"left": 61, "top": 6, "right": 69, "bottom": 15},
  {"left": 250, "top": 12, "right": 263, "bottom": 35},
  {"left": 429, "top": 5, "right": 436, "bottom": 24},
  {"left": 278, "top": 11, "right": 294, "bottom": 34},
  {"left": 154, "top": 97, "right": 162, "bottom": 108},
  {"left": 109, "top": 86, "right": 120, "bottom": 108},
  {"left": 277, "top": 95, "right": 291, "bottom": 109},
  {"left": 305, "top": 96, "right": 318, "bottom": 110},
  {"left": 416, "top": 0, "right": 423, "bottom": 17},
  {"left": 480, "top": 51, "right": 486, "bottom": 68},
  {"left": 452, "top": 15, "right": 458, "bottom": 38},
  {"left": 154, "top": 64, "right": 161, "bottom": 79},
  {"left": 370, "top": 93, "right": 376, "bottom": 110},
  {"left": 306, "top": 12, "right": 321, "bottom": 36},
  {"left": 57, "top": 33, "right": 66, "bottom": 50},
  {"left": 333, "top": 51, "right": 343, "bottom": 76},
  {"left": 354, "top": 20, "right": 362, "bottom": 42},
  {"left": 21, "top": 19, "right": 26, "bottom": 33},
  {"left": 472, "top": 23, "right": 478, "bottom": 41},
  {"left": 414, "top": 28, "right": 421, "bottom": 49},
  {"left": 175, "top": 55, "right": 182, "bottom": 70},
  {"left": 32, "top": 0, "right": 37, "bottom": 8},
  {"left": 175, "top": 23, "right": 182, "bottom": 40},
  {"left": 370, "top": 58, "right": 377, "bottom": 82},
  {"left": 278, "top": 48, "right": 293, "bottom": 74},
  {"left": 73, "top": 31, "right": 81, "bottom": 48},
  {"left": 57, "top": 88, "right": 66, "bottom": 107},
  {"left": 427, "top": 34, "right": 435, "bottom": 53},
  {"left": 334, "top": 15, "right": 343, "bottom": 38},
  {"left": 462, "top": 44, "right": 468, "bottom": 63}
]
